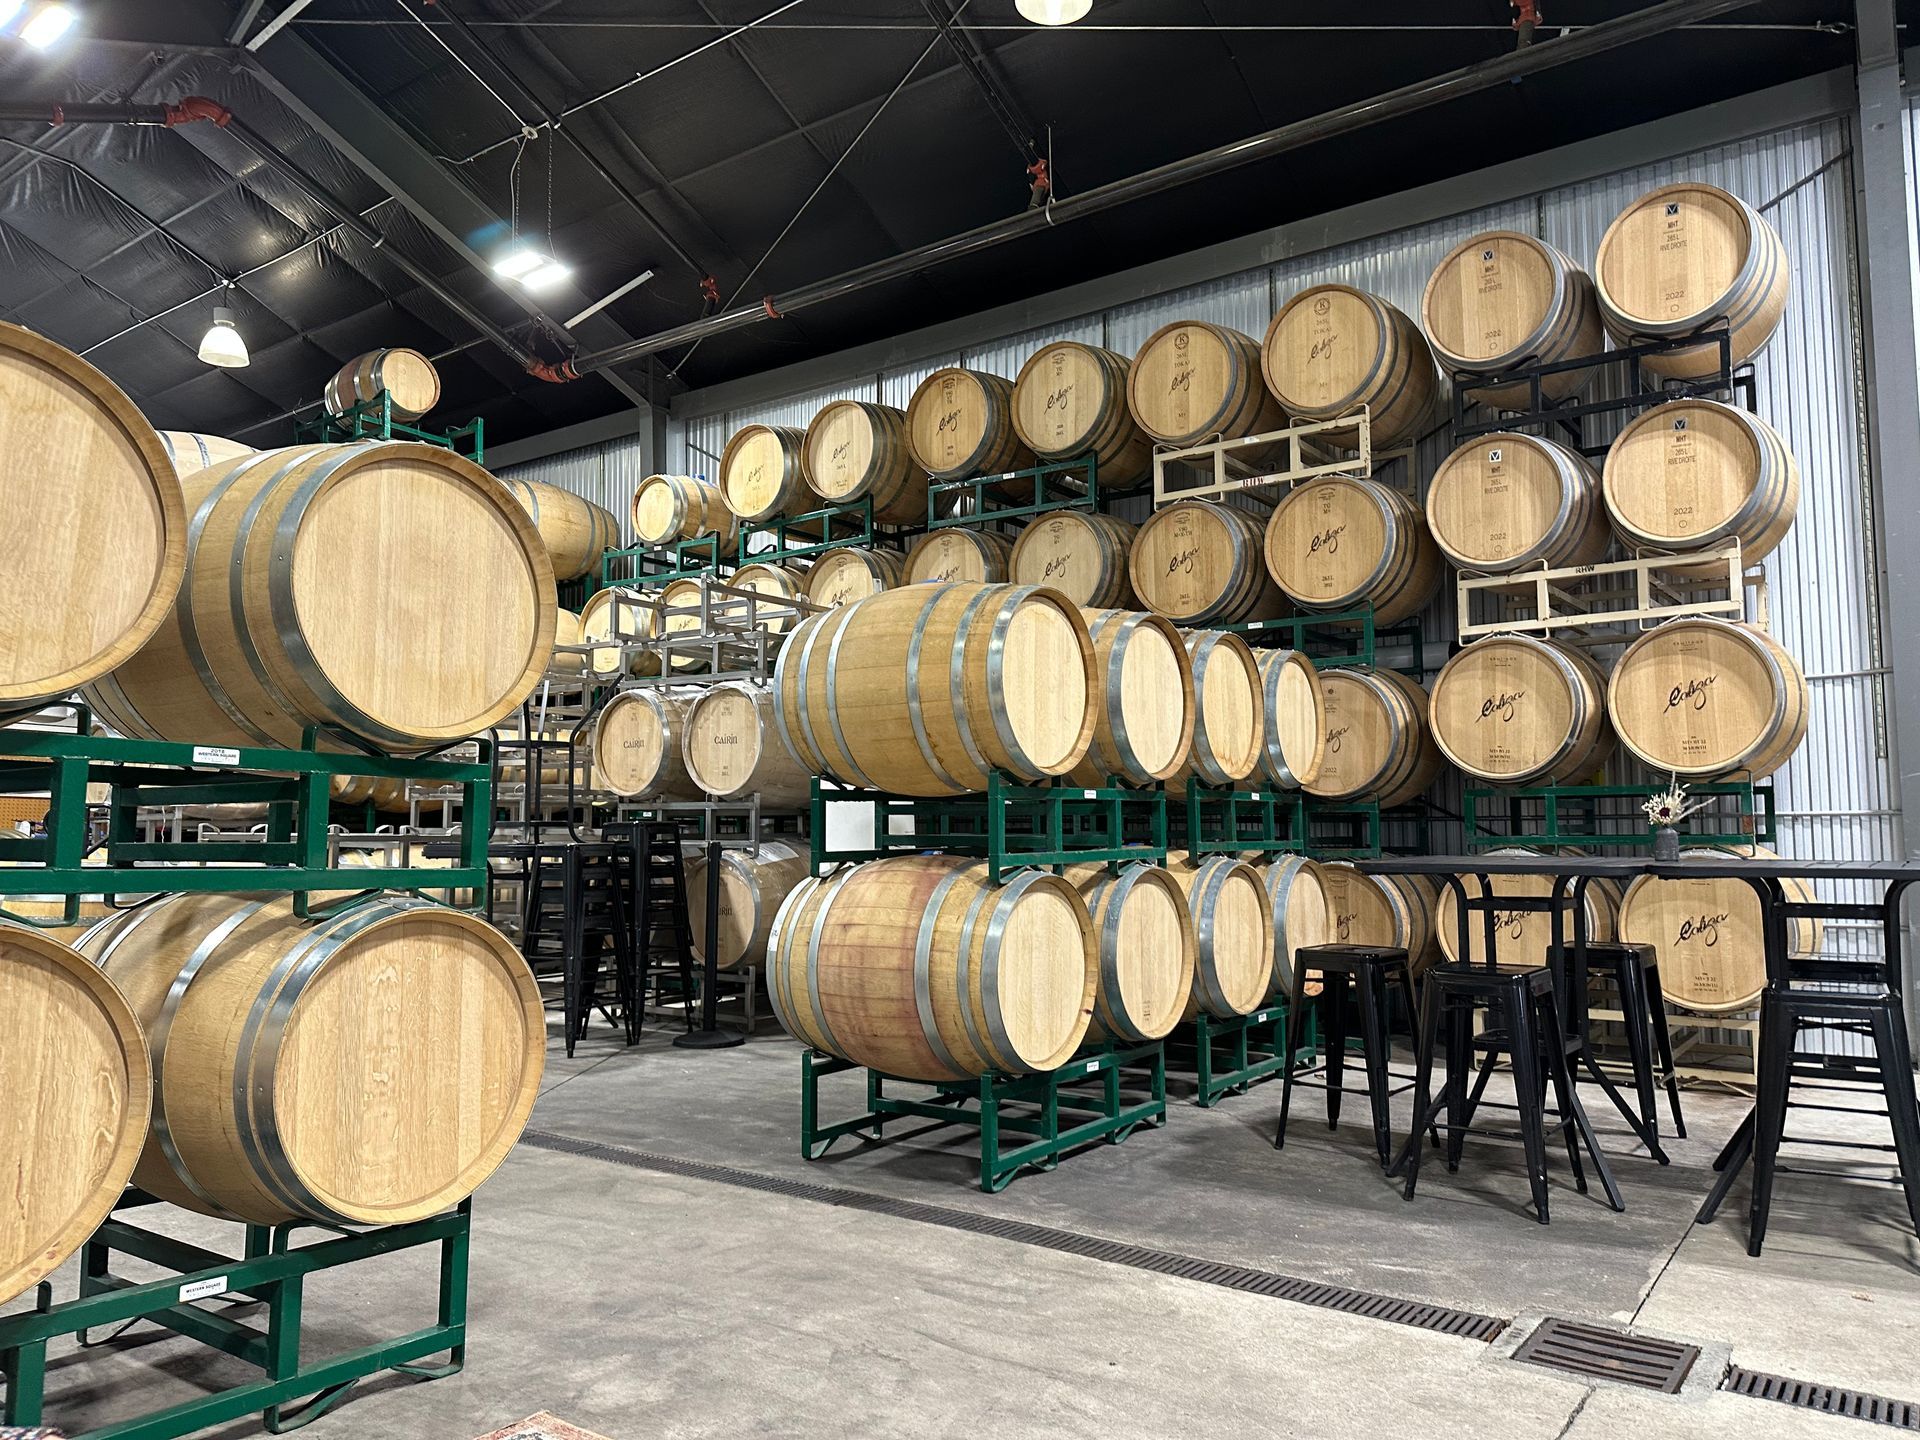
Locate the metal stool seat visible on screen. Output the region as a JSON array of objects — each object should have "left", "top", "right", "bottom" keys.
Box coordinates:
[{"left": 1275, "top": 944, "right": 1420, "bottom": 1168}]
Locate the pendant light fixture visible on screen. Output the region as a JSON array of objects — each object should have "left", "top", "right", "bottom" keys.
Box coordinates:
[
  {"left": 197, "top": 295, "right": 249, "bottom": 369},
  {"left": 1014, "top": 0, "right": 1091, "bottom": 24}
]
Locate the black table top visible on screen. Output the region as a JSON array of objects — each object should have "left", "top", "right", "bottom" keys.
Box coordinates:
[{"left": 1359, "top": 854, "right": 1920, "bottom": 884}]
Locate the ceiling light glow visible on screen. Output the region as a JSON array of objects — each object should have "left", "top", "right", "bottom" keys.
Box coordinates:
[
  {"left": 197, "top": 306, "right": 249, "bottom": 368},
  {"left": 520, "top": 260, "right": 573, "bottom": 292},
  {"left": 21, "top": 3, "right": 76, "bottom": 47},
  {"left": 491, "top": 247, "right": 549, "bottom": 280},
  {"left": 1014, "top": 0, "right": 1091, "bottom": 25},
  {"left": 0, "top": 1, "right": 27, "bottom": 30}
]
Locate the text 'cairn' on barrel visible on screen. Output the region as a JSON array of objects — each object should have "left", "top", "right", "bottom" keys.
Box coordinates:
[
  {"left": 1011, "top": 342, "right": 1154, "bottom": 491},
  {"left": 1127, "top": 320, "right": 1287, "bottom": 457},
  {"left": 1, "top": 321, "right": 187, "bottom": 711},
  {"left": 1425, "top": 432, "right": 1610, "bottom": 573},
  {"left": 1264, "top": 475, "right": 1441, "bottom": 626},
  {"left": 501, "top": 475, "right": 621, "bottom": 583},
  {"left": 906, "top": 368, "right": 1035, "bottom": 493},
  {"left": 1602, "top": 399, "right": 1799, "bottom": 567},
  {"left": 79, "top": 893, "right": 543, "bottom": 1226},
  {"left": 322, "top": 347, "right": 440, "bottom": 421},
  {"left": 1169, "top": 851, "right": 1273, "bottom": 1019},
  {"left": 774, "top": 582, "right": 1096, "bottom": 796},
  {"left": 591, "top": 688, "right": 700, "bottom": 800},
  {"left": 1606, "top": 618, "right": 1807, "bottom": 781},
  {"left": 84, "top": 442, "right": 555, "bottom": 752},
  {"left": 687, "top": 840, "right": 810, "bottom": 970},
  {"left": 1069, "top": 608, "right": 1195, "bottom": 787},
  {"left": 631, "top": 472, "right": 735, "bottom": 548},
  {"left": 766, "top": 856, "right": 1096, "bottom": 1082},
  {"left": 1303, "top": 667, "right": 1442, "bottom": 807},
  {"left": 1069, "top": 861, "right": 1196, "bottom": 1044},
  {"left": 1593, "top": 182, "right": 1790, "bottom": 379},
  {"left": 683, "top": 681, "right": 813, "bottom": 806},
  {"left": 1130, "top": 501, "right": 1286, "bottom": 626},
  {"left": 1428, "top": 633, "right": 1614, "bottom": 787},
  {"left": 1422, "top": 232, "right": 1605, "bottom": 409},
  {"left": 1009, "top": 510, "right": 1137, "bottom": 609},
  {"left": 1260, "top": 284, "right": 1442, "bottom": 449},
  {"left": 1435, "top": 848, "right": 1623, "bottom": 969},
  {"left": 0, "top": 925, "right": 151, "bottom": 1305},
  {"left": 1172, "top": 629, "right": 1265, "bottom": 789},
  {"left": 804, "top": 400, "right": 928, "bottom": 524}
]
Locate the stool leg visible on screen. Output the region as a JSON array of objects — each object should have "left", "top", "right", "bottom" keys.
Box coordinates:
[
  {"left": 1356, "top": 965, "right": 1394, "bottom": 1168},
  {"left": 1696, "top": 1111, "right": 1754, "bottom": 1223},
  {"left": 1398, "top": 979, "right": 1444, "bottom": 1197},
  {"left": 1538, "top": 990, "right": 1587, "bottom": 1196},
  {"left": 1444, "top": 991, "right": 1473, "bottom": 1172},
  {"left": 1505, "top": 989, "right": 1551, "bottom": 1224},
  {"left": 1867, "top": 1003, "right": 1920, "bottom": 1241},
  {"left": 1323, "top": 974, "right": 1350, "bottom": 1132},
  {"left": 1613, "top": 953, "right": 1660, "bottom": 1148},
  {"left": 1644, "top": 960, "right": 1687, "bottom": 1139},
  {"left": 1747, "top": 993, "right": 1795, "bottom": 1256},
  {"left": 1274, "top": 972, "right": 1312, "bottom": 1151}
]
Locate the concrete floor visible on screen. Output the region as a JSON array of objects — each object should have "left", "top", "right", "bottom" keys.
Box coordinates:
[{"left": 8, "top": 1016, "right": 1919, "bottom": 1439}]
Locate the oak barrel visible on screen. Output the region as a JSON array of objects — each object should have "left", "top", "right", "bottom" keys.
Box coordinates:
[
  {"left": 1607, "top": 619, "right": 1807, "bottom": 780},
  {"left": 1260, "top": 284, "right": 1442, "bottom": 448},
  {"left": 803, "top": 546, "right": 903, "bottom": 608},
  {"left": 1594, "top": 183, "right": 1790, "bottom": 379},
  {"left": 719, "top": 424, "right": 811, "bottom": 523},
  {"left": 82, "top": 443, "right": 554, "bottom": 751},
  {"left": 1261, "top": 855, "right": 1335, "bottom": 998},
  {"left": 773, "top": 582, "right": 1095, "bottom": 796},
  {"left": 322, "top": 347, "right": 440, "bottom": 420},
  {"left": 1069, "top": 860, "right": 1197, "bottom": 1043},
  {"left": 682, "top": 681, "right": 811, "bottom": 805},
  {"left": 804, "top": 400, "right": 927, "bottom": 523},
  {"left": 1131, "top": 501, "right": 1287, "bottom": 626},
  {"left": 904, "top": 526, "right": 1015, "bottom": 585},
  {"left": 687, "top": 839, "right": 810, "bottom": 969},
  {"left": 1, "top": 322, "right": 187, "bottom": 711},
  {"left": 1068, "top": 608, "right": 1195, "bottom": 786},
  {"left": 1008, "top": 510, "right": 1137, "bottom": 608},
  {"left": 1602, "top": 400, "right": 1799, "bottom": 565},
  {"left": 1617, "top": 845, "right": 1821, "bottom": 1013},
  {"left": 1426, "top": 432, "right": 1610, "bottom": 573},
  {"left": 631, "top": 473, "right": 734, "bottom": 547},
  {"left": 1171, "top": 630, "right": 1265, "bottom": 788},
  {"left": 1434, "top": 848, "right": 1623, "bottom": 969},
  {"left": 1421, "top": 232, "right": 1605, "bottom": 408},
  {"left": 330, "top": 773, "right": 411, "bottom": 811},
  {"left": 592, "top": 688, "right": 700, "bottom": 800},
  {"left": 1263, "top": 476, "right": 1441, "bottom": 626},
  {"left": 1319, "top": 863, "right": 1439, "bottom": 973},
  {"left": 579, "top": 586, "right": 658, "bottom": 679},
  {"left": 1127, "top": 320, "right": 1287, "bottom": 456},
  {"left": 728, "top": 561, "right": 809, "bottom": 634},
  {"left": 1429, "top": 634, "right": 1614, "bottom": 787},
  {"left": 906, "top": 367, "right": 1035, "bottom": 489},
  {"left": 501, "top": 476, "right": 620, "bottom": 582},
  {"left": 1303, "top": 668, "right": 1442, "bottom": 807},
  {"left": 1168, "top": 851, "right": 1273, "bottom": 1019},
  {"left": 548, "top": 607, "right": 587, "bottom": 675},
  {"left": 156, "top": 430, "right": 255, "bottom": 475},
  {"left": 1011, "top": 341, "right": 1153, "bottom": 491},
  {"left": 0, "top": 924, "right": 151, "bottom": 1305},
  {"left": 657, "top": 576, "right": 711, "bottom": 674},
  {"left": 1258, "top": 648, "right": 1328, "bottom": 789},
  {"left": 79, "top": 893, "right": 542, "bottom": 1225},
  {"left": 764, "top": 855, "right": 1096, "bottom": 1081}
]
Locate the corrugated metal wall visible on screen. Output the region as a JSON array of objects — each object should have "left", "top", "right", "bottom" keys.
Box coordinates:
[{"left": 496, "top": 432, "right": 649, "bottom": 530}]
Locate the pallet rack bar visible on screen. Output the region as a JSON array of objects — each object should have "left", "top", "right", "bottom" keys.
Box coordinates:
[
  {"left": 1175, "top": 783, "right": 1307, "bottom": 856},
  {"left": 291, "top": 392, "right": 484, "bottom": 463},
  {"left": 738, "top": 497, "right": 877, "bottom": 564},
  {"left": 925, "top": 456, "right": 1098, "bottom": 528},
  {"left": 1159, "top": 1002, "right": 1318, "bottom": 1107},
  {"left": 1462, "top": 780, "right": 1777, "bottom": 850}
]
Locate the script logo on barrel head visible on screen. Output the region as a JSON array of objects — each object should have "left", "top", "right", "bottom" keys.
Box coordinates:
[
  {"left": 1043, "top": 554, "right": 1071, "bottom": 581},
  {"left": 1308, "top": 523, "right": 1345, "bottom": 556},
  {"left": 1046, "top": 384, "right": 1073, "bottom": 413},
  {"left": 1492, "top": 909, "right": 1528, "bottom": 941},
  {"left": 1676, "top": 910, "right": 1729, "bottom": 947},
  {"left": 1477, "top": 689, "right": 1526, "bottom": 724},
  {"left": 1325, "top": 724, "right": 1349, "bottom": 754},
  {"left": 1334, "top": 909, "right": 1356, "bottom": 942},
  {"left": 1165, "top": 546, "right": 1197, "bottom": 576},
  {"left": 1665, "top": 673, "right": 1717, "bottom": 713}
]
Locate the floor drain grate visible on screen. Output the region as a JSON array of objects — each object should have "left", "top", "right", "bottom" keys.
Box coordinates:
[
  {"left": 519, "top": 1130, "right": 1507, "bottom": 1342},
  {"left": 1511, "top": 1317, "right": 1699, "bottom": 1393},
  {"left": 1724, "top": 1367, "right": 1920, "bottom": 1430}
]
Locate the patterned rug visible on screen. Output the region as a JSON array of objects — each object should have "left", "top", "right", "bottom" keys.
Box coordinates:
[{"left": 472, "top": 1414, "right": 615, "bottom": 1440}]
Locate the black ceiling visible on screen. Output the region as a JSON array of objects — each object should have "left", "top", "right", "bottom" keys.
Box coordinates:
[{"left": 0, "top": 1, "right": 1879, "bottom": 449}]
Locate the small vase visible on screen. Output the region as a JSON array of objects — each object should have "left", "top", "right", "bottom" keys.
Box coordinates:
[{"left": 1653, "top": 826, "right": 1680, "bottom": 862}]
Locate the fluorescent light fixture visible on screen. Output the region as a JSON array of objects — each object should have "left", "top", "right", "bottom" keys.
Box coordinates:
[
  {"left": 1014, "top": 0, "right": 1091, "bottom": 24},
  {"left": 520, "top": 260, "right": 573, "bottom": 292},
  {"left": 0, "top": 1, "right": 27, "bottom": 29},
  {"left": 197, "top": 306, "right": 249, "bottom": 368},
  {"left": 565, "top": 269, "right": 655, "bottom": 328},
  {"left": 21, "top": 2, "right": 75, "bottom": 46},
  {"left": 491, "top": 247, "right": 549, "bottom": 280}
]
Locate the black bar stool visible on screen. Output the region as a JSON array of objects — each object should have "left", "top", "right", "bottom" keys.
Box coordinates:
[
  {"left": 1550, "top": 940, "right": 1686, "bottom": 1157},
  {"left": 1275, "top": 944, "right": 1419, "bottom": 1167}
]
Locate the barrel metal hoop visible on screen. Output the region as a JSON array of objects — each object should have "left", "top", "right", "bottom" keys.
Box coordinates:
[
  {"left": 779, "top": 608, "right": 828, "bottom": 774},
  {"left": 905, "top": 584, "right": 969, "bottom": 793},
  {"left": 911, "top": 865, "right": 972, "bottom": 1076},
  {"left": 802, "top": 871, "right": 852, "bottom": 1056},
  {"left": 1261, "top": 651, "right": 1304, "bottom": 788},
  {"left": 952, "top": 870, "right": 997, "bottom": 1069},
  {"left": 1266, "top": 860, "right": 1302, "bottom": 992},
  {"left": 978, "top": 871, "right": 1047, "bottom": 1071},
  {"left": 1191, "top": 861, "right": 1233, "bottom": 1015},
  {"left": 945, "top": 587, "right": 998, "bottom": 782},
  {"left": 1102, "top": 616, "right": 1143, "bottom": 781},
  {"left": 760, "top": 878, "right": 813, "bottom": 1040},
  {"left": 983, "top": 585, "right": 1047, "bottom": 778},
  {"left": 1095, "top": 864, "right": 1142, "bottom": 1040},
  {"left": 821, "top": 607, "right": 883, "bottom": 791}
]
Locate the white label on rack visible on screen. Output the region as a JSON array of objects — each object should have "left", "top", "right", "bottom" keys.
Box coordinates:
[
  {"left": 180, "top": 1276, "right": 229, "bottom": 1302},
  {"left": 1082, "top": 790, "right": 1097, "bottom": 800},
  {"left": 190, "top": 746, "right": 241, "bottom": 767},
  {"left": 1084, "top": 1060, "right": 1101, "bottom": 1074}
]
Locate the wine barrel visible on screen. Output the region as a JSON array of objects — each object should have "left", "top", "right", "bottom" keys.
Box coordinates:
[
  {"left": 904, "top": 526, "right": 1015, "bottom": 585},
  {"left": 803, "top": 546, "right": 903, "bottom": 608},
  {"left": 631, "top": 473, "right": 735, "bottom": 547},
  {"left": 1426, "top": 433, "right": 1609, "bottom": 573},
  {"left": 1434, "top": 848, "right": 1623, "bottom": 969},
  {"left": 1008, "top": 510, "right": 1137, "bottom": 608},
  {"left": 686, "top": 839, "right": 810, "bottom": 969},
  {"left": 0, "top": 924, "right": 151, "bottom": 1305},
  {"left": 1068, "top": 608, "right": 1195, "bottom": 786},
  {"left": 330, "top": 774, "right": 410, "bottom": 811},
  {"left": 1421, "top": 232, "right": 1605, "bottom": 409},
  {"left": 547, "top": 608, "right": 587, "bottom": 675},
  {"left": 501, "top": 476, "right": 621, "bottom": 583},
  {"left": 1069, "top": 860, "right": 1197, "bottom": 1043},
  {"left": 1303, "top": 668, "right": 1442, "bottom": 807},
  {"left": 728, "top": 561, "right": 809, "bottom": 634},
  {"left": 1617, "top": 845, "right": 1821, "bottom": 1013},
  {"left": 1263, "top": 476, "right": 1441, "bottom": 626},
  {"left": 1319, "top": 862, "right": 1439, "bottom": 973},
  {"left": 1172, "top": 630, "right": 1265, "bottom": 788},
  {"left": 1168, "top": 851, "right": 1273, "bottom": 1019},
  {"left": 1607, "top": 619, "right": 1807, "bottom": 780},
  {"left": 156, "top": 430, "right": 256, "bottom": 475},
  {"left": 79, "top": 893, "right": 542, "bottom": 1225},
  {"left": 81, "top": 443, "right": 554, "bottom": 752},
  {"left": 1130, "top": 501, "right": 1287, "bottom": 625},
  {"left": 719, "top": 424, "right": 811, "bottom": 523},
  {"left": 657, "top": 576, "right": 710, "bottom": 674},
  {"left": 1127, "top": 320, "right": 1287, "bottom": 455},
  {"left": 683, "top": 682, "right": 812, "bottom": 805},
  {"left": 1594, "top": 182, "right": 1790, "bottom": 379},
  {"left": 322, "top": 347, "right": 440, "bottom": 420},
  {"left": 579, "top": 586, "right": 658, "bottom": 679},
  {"left": 592, "top": 689, "right": 700, "bottom": 800},
  {"left": 0, "top": 322, "right": 186, "bottom": 711},
  {"left": 906, "top": 368, "right": 1035, "bottom": 490},
  {"left": 1429, "top": 635, "right": 1614, "bottom": 787},
  {"left": 1011, "top": 341, "right": 1153, "bottom": 491},
  {"left": 1260, "top": 284, "right": 1441, "bottom": 448},
  {"left": 1258, "top": 648, "right": 1327, "bottom": 788},
  {"left": 773, "top": 582, "right": 1095, "bottom": 796},
  {"left": 764, "top": 855, "right": 1095, "bottom": 1081},
  {"left": 1261, "top": 855, "right": 1335, "bottom": 998},
  {"left": 1602, "top": 400, "right": 1799, "bottom": 566},
  {"left": 804, "top": 400, "right": 927, "bottom": 524}
]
